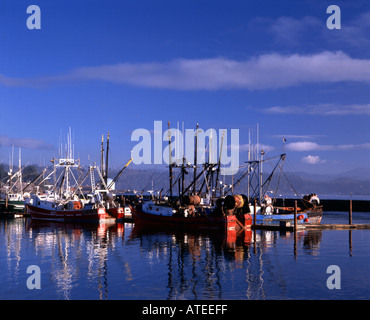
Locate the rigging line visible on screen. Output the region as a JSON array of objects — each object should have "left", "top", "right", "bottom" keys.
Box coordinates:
[
  {"left": 164, "top": 170, "right": 181, "bottom": 196},
  {"left": 261, "top": 155, "right": 285, "bottom": 196},
  {"left": 40, "top": 169, "right": 62, "bottom": 192},
  {"left": 147, "top": 170, "right": 168, "bottom": 193},
  {"left": 68, "top": 167, "right": 87, "bottom": 200},
  {"left": 271, "top": 162, "right": 285, "bottom": 204},
  {"left": 280, "top": 157, "right": 310, "bottom": 202},
  {"left": 231, "top": 166, "right": 251, "bottom": 189},
  {"left": 202, "top": 166, "right": 210, "bottom": 193},
  {"left": 280, "top": 170, "right": 304, "bottom": 201},
  {"left": 69, "top": 169, "right": 89, "bottom": 200},
  {"left": 140, "top": 171, "right": 155, "bottom": 195}
]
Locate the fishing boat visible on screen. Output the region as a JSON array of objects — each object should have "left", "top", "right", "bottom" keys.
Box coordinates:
[
  {"left": 232, "top": 151, "right": 323, "bottom": 226},
  {"left": 0, "top": 148, "right": 27, "bottom": 214},
  {"left": 250, "top": 195, "right": 323, "bottom": 226},
  {"left": 26, "top": 191, "right": 113, "bottom": 222},
  {"left": 96, "top": 132, "right": 133, "bottom": 221},
  {"left": 132, "top": 122, "right": 322, "bottom": 230},
  {"left": 25, "top": 129, "right": 114, "bottom": 223},
  {"left": 0, "top": 193, "right": 25, "bottom": 213},
  {"left": 131, "top": 194, "right": 252, "bottom": 231},
  {"left": 131, "top": 122, "right": 252, "bottom": 231}
]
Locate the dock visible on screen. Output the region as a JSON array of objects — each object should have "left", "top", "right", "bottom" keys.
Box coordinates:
[
  {"left": 249, "top": 199, "right": 370, "bottom": 231},
  {"left": 251, "top": 223, "right": 370, "bottom": 231},
  {"left": 306, "top": 224, "right": 370, "bottom": 230},
  {"left": 274, "top": 197, "right": 370, "bottom": 212}
]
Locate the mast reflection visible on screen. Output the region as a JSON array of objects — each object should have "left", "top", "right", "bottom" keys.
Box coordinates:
[
  {"left": 130, "top": 225, "right": 323, "bottom": 300},
  {"left": 1, "top": 218, "right": 324, "bottom": 299},
  {"left": 26, "top": 220, "right": 124, "bottom": 299}
]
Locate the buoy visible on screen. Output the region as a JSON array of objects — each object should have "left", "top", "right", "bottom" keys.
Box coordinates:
[
  {"left": 298, "top": 214, "right": 304, "bottom": 220},
  {"left": 304, "top": 218, "right": 309, "bottom": 223}
]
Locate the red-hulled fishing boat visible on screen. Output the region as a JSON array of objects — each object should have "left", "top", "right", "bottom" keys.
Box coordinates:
[
  {"left": 131, "top": 194, "right": 252, "bottom": 231},
  {"left": 130, "top": 122, "right": 252, "bottom": 231},
  {"left": 26, "top": 198, "right": 112, "bottom": 222},
  {"left": 98, "top": 132, "right": 133, "bottom": 221},
  {"left": 26, "top": 129, "right": 115, "bottom": 223}
]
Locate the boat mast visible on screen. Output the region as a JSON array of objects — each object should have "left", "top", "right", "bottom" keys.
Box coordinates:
[
  {"left": 257, "top": 122, "right": 262, "bottom": 204},
  {"left": 105, "top": 132, "right": 110, "bottom": 185},
  {"left": 181, "top": 122, "right": 185, "bottom": 200},
  {"left": 248, "top": 129, "right": 251, "bottom": 200},
  {"left": 100, "top": 134, "right": 104, "bottom": 185},
  {"left": 193, "top": 123, "right": 198, "bottom": 195},
  {"left": 215, "top": 130, "right": 225, "bottom": 197},
  {"left": 168, "top": 121, "right": 173, "bottom": 202},
  {"left": 18, "top": 148, "right": 23, "bottom": 198},
  {"left": 8, "top": 145, "right": 14, "bottom": 191}
]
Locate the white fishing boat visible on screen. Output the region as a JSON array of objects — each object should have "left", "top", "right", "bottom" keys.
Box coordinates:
[
  {"left": 26, "top": 129, "right": 114, "bottom": 223},
  {"left": 0, "top": 147, "right": 26, "bottom": 213}
]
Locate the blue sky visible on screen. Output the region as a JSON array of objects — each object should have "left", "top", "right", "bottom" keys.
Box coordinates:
[{"left": 1, "top": 0, "right": 370, "bottom": 174}]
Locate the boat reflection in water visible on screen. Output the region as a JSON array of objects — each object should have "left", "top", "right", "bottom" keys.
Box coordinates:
[
  {"left": 130, "top": 225, "right": 323, "bottom": 300},
  {"left": 25, "top": 219, "right": 126, "bottom": 300},
  {"left": 1, "top": 218, "right": 325, "bottom": 300}
]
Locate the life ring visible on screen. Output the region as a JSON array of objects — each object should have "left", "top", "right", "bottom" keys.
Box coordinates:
[{"left": 73, "top": 201, "right": 82, "bottom": 210}]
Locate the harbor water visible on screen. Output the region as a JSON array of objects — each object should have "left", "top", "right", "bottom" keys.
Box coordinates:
[{"left": 1, "top": 212, "right": 370, "bottom": 300}]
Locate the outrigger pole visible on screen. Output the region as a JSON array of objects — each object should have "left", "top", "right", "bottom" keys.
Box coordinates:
[{"left": 107, "top": 157, "right": 133, "bottom": 190}]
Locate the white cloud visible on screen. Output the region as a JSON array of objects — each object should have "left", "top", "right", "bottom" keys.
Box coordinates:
[
  {"left": 2, "top": 51, "right": 370, "bottom": 90},
  {"left": 301, "top": 155, "right": 325, "bottom": 165},
  {"left": 265, "top": 103, "right": 370, "bottom": 116},
  {"left": 272, "top": 134, "right": 322, "bottom": 140},
  {"left": 0, "top": 135, "right": 54, "bottom": 150},
  {"left": 286, "top": 141, "right": 370, "bottom": 152},
  {"left": 286, "top": 141, "right": 331, "bottom": 151}
]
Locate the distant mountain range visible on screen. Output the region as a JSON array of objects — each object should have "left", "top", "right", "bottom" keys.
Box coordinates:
[
  {"left": 295, "top": 167, "right": 370, "bottom": 182},
  {"left": 114, "top": 166, "right": 370, "bottom": 197},
  {"left": 2, "top": 162, "right": 370, "bottom": 196}
]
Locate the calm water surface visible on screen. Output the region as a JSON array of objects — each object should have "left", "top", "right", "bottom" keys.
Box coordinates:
[{"left": 1, "top": 212, "right": 370, "bottom": 300}]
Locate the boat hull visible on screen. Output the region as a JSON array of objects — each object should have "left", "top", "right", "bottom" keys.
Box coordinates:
[
  {"left": 254, "top": 206, "right": 323, "bottom": 225},
  {"left": 0, "top": 200, "right": 25, "bottom": 213},
  {"left": 26, "top": 204, "right": 115, "bottom": 223},
  {"left": 107, "top": 206, "right": 132, "bottom": 221},
  {"left": 131, "top": 205, "right": 252, "bottom": 231}
]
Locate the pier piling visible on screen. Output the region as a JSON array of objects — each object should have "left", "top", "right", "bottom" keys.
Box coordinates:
[
  {"left": 294, "top": 200, "right": 297, "bottom": 257},
  {"left": 349, "top": 199, "right": 353, "bottom": 225},
  {"left": 294, "top": 200, "right": 297, "bottom": 233}
]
